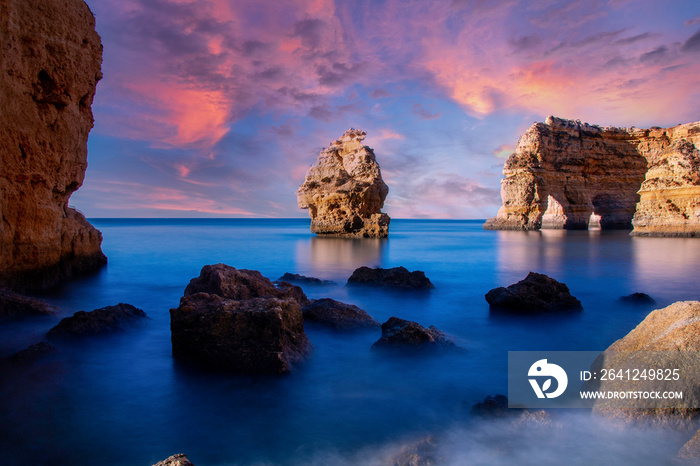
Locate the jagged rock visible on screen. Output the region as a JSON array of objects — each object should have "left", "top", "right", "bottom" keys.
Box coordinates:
[
  {"left": 485, "top": 272, "right": 583, "bottom": 313},
  {"left": 0, "top": 0, "right": 107, "bottom": 292},
  {"left": 277, "top": 273, "right": 337, "bottom": 286},
  {"left": 296, "top": 128, "right": 390, "bottom": 237},
  {"left": 372, "top": 317, "right": 455, "bottom": 350},
  {"left": 0, "top": 289, "right": 58, "bottom": 318},
  {"left": 8, "top": 342, "right": 56, "bottom": 364},
  {"left": 347, "top": 266, "right": 434, "bottom": 290},
  {"left": 170, "top": 264, "right": 312, "bottom": 374},
  {"left": 620, "top": 292, "right": 656, "bottom": 305},
  {"left": 677, "top": 429, "right": 700, "bottom": 464},
  {"left": 302, "top": 298, "right": 380, "bottom": 330},
  {"left": 152, "top": 454, "right": 195, "bottom": 466},
  {"left": 47, "top": 303, "right": 147, "bottom": 337},
  {"left": 388, "top": 436, "right": 441, "bottom": 466},
  {"left": 484, "top": 116, "right": 700, "bottom": 237},
  {"left": 589, "top": 301, "right": 700, "bottom": 429}
]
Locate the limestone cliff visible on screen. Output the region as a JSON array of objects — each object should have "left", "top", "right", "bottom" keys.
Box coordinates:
[
  {"left": 0, "top": 0, "right": 106, "bottom": 291},
  {"left": 484, "top": 116, "right": 700, "bottom": 237},
  {"left": 297, "top": 129, "right": 390, "bottom": 237}
]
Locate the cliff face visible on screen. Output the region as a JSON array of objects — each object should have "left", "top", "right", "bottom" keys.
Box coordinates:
[
  {"left": 484, "top": 116, "right": 700, "bottom": 236},
  {"left": 0, "top": 0, "right": 106, "bottom": 291},
  {"left": 297, "top": 129, "right": 390, "bottom": 238}
]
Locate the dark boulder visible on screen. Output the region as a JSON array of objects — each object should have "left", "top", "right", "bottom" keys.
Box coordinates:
[
  {"left": 0, "top": 289, "right": 58, "bottom": 318},
  {"left": 152, "top": 454, "right": 195, "bottom": 466},
  {"left": 620, "top": 292, "right": 656, "bottom": 305},
  {"left": 372, "top": 317, "right": 455, "bottom": 350},
  {"left": 302, "top": 298, "right": 379, "bottom": 330},
  {"left": 47, "top": 303, "right": 147, "bottom": 337},
  {"left": 388, "top": 436, "right": 441, "bottom": 466},
  {"left": 485, "top": 272, "right": 582, "bottom": 313},
  {"left": 278, "top": 273, "right": 337, "bottom": 286},
  {"left": 8, "top": 342, "right": 56, "bottom": 364},
  {"left": 170, "top": 264, "right": 312, "bottom": 374},
  {"left": 347, "top": 266, "right": 434, "bottom": 290},
  {"left": 470, "top": 394, "right": 512, "bottom": 418}
]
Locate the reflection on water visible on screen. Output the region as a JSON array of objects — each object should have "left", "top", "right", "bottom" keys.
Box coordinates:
[
  {"left": 295, "top": 236, "right": 387, "bottom": 279},
  {"left": 631, "top": 236, "right": 700, "bottom": 297}
]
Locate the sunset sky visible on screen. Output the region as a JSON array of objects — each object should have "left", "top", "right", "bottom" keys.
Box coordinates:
[{"left": 73, "top": 0, "right": 700, "bottom": 219}]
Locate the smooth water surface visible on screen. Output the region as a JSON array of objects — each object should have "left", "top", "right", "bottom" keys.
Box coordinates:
[{"left": 1, "top": 219, "right": 699, "bottom": 465}]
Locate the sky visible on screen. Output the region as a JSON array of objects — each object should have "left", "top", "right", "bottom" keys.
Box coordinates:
[{"left": 72, "top": 0, "right": 700, "bottom": 219}]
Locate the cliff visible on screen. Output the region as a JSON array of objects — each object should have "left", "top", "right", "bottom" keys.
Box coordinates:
[
  {"left": 297, "top": 128, "right": 390, "bottom": 237},
  {"left": 484, "top": 116, "right": 700, "bottom": 237},
  {"left": 0, "top": 0, "right": 106, "bottom": 291}
]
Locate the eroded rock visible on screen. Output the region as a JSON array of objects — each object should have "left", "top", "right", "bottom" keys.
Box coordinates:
[
  {"left": 278, "top": 273, "right": 337, "bottom": 286},
  {"left": 0, "top": 289, "right": 58, "bottom": 318},
  {"left": 347, "top": 266, "right": 434, "bottom": 290},
  {"left": 152, "top": 454, "right": 195, "bottom": 466},
  {"left": 302, "top": 298, "right": 379, "bottom": 330},
  {"left": 47, "top": 303, "right": 147, "bottom": 337},
  {"left": 296, "top": 128, "right": 390, "bottom": 237},
  {"left": 372, "top": 317, "right": 455, "bottom": 350},
  {"left": 485, "top": 272, "right": 583, "bottom": 313}
]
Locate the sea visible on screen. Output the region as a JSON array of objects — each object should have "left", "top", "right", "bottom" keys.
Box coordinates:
[{"left": 1, "top": 219, "right": 699, "bottom": 465}]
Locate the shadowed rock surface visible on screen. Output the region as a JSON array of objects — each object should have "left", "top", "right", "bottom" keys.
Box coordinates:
[
  {"left": 47, "top": 303, "right": 147, "bottom": 337},
  {"left": 372, "top": 317, "right": 455, "bottom": 350},
  {"left": 278, "top": 273, "right": 337, "bottom": 286},
  {"left": 484, "top": 116, "right": 700, "bottom": 237},
  {"left": 152, "top": 454, "right": 195, "bottom": 466},
  {"left": 302, "top": 298, "right": 379, "bottom": 330},
  {"left": 0, "top": 0, "right": 107, "bottom": 292},
  {"left": 8, "top": 341, "right": 56, "bottom": 364},
  {"left": 297, "top": 128, "right": 390, "bottom": 237},
  {"left": 347, "top": 266, "right": 434, "bottom": 290},
  {"left": 170, "top": 264, "right": 312, "bottom": 374},
  {"left": 619, "top": 292, "right": 656, "bottom": 305},
  {"left": 0, "top": 289, "right": 58, "bottom": 318},
  {"left": 485, "top": 272, "right": 583, "bottom": 313}
]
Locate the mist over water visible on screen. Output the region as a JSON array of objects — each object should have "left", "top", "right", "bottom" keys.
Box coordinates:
[{"left": 1, "top": 219, "right": 698, "bottom": 465}]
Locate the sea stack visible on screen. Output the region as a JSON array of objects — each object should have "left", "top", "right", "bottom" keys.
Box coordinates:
[
  {"left": 484, "top": 116, "right": 700, "bottom": 237},
  {"left": 296, "top": 128, "right": 390, "bottom": 238},
  {"left": 0, "top": 0, "right": 107, "bottom": 291}
]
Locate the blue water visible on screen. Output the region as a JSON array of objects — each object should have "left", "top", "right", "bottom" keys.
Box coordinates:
[{"left": 1, "top": 219, "right": 699, "bottom": 465}]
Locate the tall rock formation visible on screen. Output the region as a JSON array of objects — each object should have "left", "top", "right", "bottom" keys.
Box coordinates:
[
  {"left": 0, "top": 0, "right": 106, "bottom": 291},
  {"left": 297, "top": 129, "right": 390, "bottom": 238},
  {"left": 484, "top": 116, "right": 700, "bottom": 237}
]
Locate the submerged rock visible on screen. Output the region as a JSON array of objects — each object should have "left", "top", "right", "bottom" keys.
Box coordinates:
[
  {"left": 347, "top": 266, "right": 434, "bottom": 290},
  {"left": 0, "top": 0, "right": 107, "bottom": 292},
  {"left": 372, "top": 317, "right": 455, "bottom": 350},
  {"left": 0, "top": 289, "right": 58, "bottom": 318},
  {"left": 296, "top": 128, "right": 390, "bottom": 238},
  {"left": 47, "top": 303, "right": 147, "bottom": 337},
  {"left": 152, "top": 454, "right": 195, "bottom": 466},
  {"left": 302, "top": 298, "right": 379, "bottom": 330},
  {"left": 170, "top": 264, "right": 312, "bottom": 374},
  {"left": 8, "top": 342, "right": 56, "bottom": 364},
  {"left": 485, "top": 272, "right": 583, "bottom": 313},
  {"left": 470, "top": 394, "right": 553, "bottom": 428},
  {"left": 278, "top": 273, "right": 337, "bottom": 286},
  {"left": 619, "top": 292, "right": 656, "bottom": 305}
]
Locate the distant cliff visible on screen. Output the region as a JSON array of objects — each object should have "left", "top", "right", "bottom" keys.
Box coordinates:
[
  {"left": 484, "top": 116, "right": 700, "bottom": 237},
  {"left": 297, "top": 129, "right": 390, "bottom": 238},
  {"left": 0, "top": 0, "right": 106, "bottom": 291}
]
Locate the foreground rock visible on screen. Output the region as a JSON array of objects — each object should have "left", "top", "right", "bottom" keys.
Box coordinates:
[
  {"left": 47, "top": 303, "right": 147, "bottom": 337},
  {"left": 278, "top": 273, "right": 337, "bottom": 286},
  {"left": 470, "top": 394, "right": 552, "bottom": 428},
  {"left": 677, "top": 429, "right": 700, "bottom": 464},
  {"left": 8, "top": 342, "right": 56, "bottom": 364},
  {"left": 296, "top": 128, "right": 390, "bottom": 237},
  {"left": 485, "top": 272, "right": 582, "bottom": 313},
  {"left": 347, "top": 266, "right": 434, "bottom": 290},
  {"left": 484, "top": 116, "right": 700, "bottom": 237},
  {"left": 590, "top": 301, "right": 700, "bottom": 428},
  {"left": 619, "top": 292, "right": 656, "bottom": 305},
  {"left": 302, "top": 298, "right": 379, "bottom": 330},
  {"left": 0, "top": 0, "right": 107, "bottom": 292},
  {"left": 170, "top": 264, "right": 312, "bottom": 374},
  {"left": 388, "top": 436, "right": 441, "bottom": 466},
  {"left": 152, "top": 454, "right": 195, "bottom": 466},
  {"left": 0, "top": 289, "right": 58, "bottom": 318},
  {"left": 372, "top": 317, "right": 455, "bottom": 350}
]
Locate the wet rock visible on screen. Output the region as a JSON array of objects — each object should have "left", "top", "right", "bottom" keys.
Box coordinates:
[
  {"left": 170, "top": 264, "right": 312, "bottom": 374},
  {"left": 153, "top": 454, "right": 195, "bottom": 466},
  {"left": 372, "top": 317, "right": 455, "bottom": 350},
  {"left": 470, "top": 394, "right": 513, "bottom": 419},
  {"left": 278, "top": 273, "right": 337, "bottom": 286},
  {"left": 47, "top": 303, "right": 147, "bottom": 337},
  {"left": 302, "top": 298, "right": 380, "bottom": 330},
  {"left": 0, "top": 289, "right": 58, "bottom": 318},
  {"left": 485, "top": 272, "right": 583, "bottom": 313},
  {"left": 8, "top": 342, "right": 56, "bottom": 364},
  {"left": 347, "top": 266, "right": 434, "bottom": 290},
  {"left": 619, "top": 292, "right": 656, "bottom": 305}
]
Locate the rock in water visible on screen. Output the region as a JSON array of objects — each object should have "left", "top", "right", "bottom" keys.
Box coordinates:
[
  {"left": 347, "top": 266, "right": 434, "bottom": 290},
  {"left": 152, "top": 454, "right": 195, "bottom": 466},
  {"left": 170, "top": 264, "right": 312, "bottom": 374},
  {"left": 296, "top": 128, "right": 390, "bottom": 237},
  {"left": 277, "top": 273, "right": 337, "bottom": 286},
  {"left": 372, "top": 317, "right": 456, "bottom": 350},
  {"left": 0, "top": 0, "right": 107, "bottom": 292},
  {"left": 302, "top": 298, "right": 380, "bottom": 330},
  {"left": 0, "top": 289, "right": 58, "bottom": 318},
  {"left": 619, "top": 292, "right": 656, "bottom": 305},
  {"left": 485, "top": 272, "right": 583, "bottom": 313},
  {"left": 677, "top": 429, "right": 700, "bottom": 464},
  {"left": 47, "top": 303, "right": 147, "bottom": 337},
  {"left": 484, "top": 116, "right": 700, "bottom": 237}
]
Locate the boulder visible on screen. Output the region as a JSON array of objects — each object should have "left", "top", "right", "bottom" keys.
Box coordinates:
[
  {"left": 0, "top": 289, "right": 58, "bottom": 318},
  {"left": 347, "top": 266, "right": 434, "bottom": 290},
  {"left": 485, "top": 272, "right": 582, "bottom": 313},
  {"left": 388, "top": 436, "right": 440, "bottom": 466},
  {"left": 372, "top": 317, "right": 455, "bottom": 350},
  {"left": 152, "top": 454, "right": 195, "bottom": 466},
  {"left": 47, "top": 303, "right": 147, "bottom": 337},
  {"left": 170, "top": 264, "right": 312, "bottom": 374},
  {"left": 296, "top": 128, "right": 390, "bottom": 237},
  {"left": 470, "top": 394, "right": 553, "bottom": 427},
  {"left": 8, "top": 341, "right": 56, "bottom": 364},
  {"left": 0, "top": 0, "right": 107, "bottom": 292},
  {"left": 619, "top": 292, "right": 656, "bottom": 305},
  {"left": 302, "top": 298, "right": 379, "bottom": 330},
  {"left": 677, "top": 429, "right": 700, "bottom": 464},
  {"left": 278, "top": 273, "right": 337, "bottom": 286}
]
